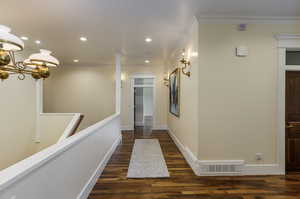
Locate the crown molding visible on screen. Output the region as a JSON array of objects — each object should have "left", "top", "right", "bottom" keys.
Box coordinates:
[
  {"left": 275, "top": 34, "right": 300, "bottom": 49},
  {"left": 197, "top": 15, "right": 300, "bottom": 24},
  {"left": 275, "top": 34, "right": 300, "bottom": 40}
]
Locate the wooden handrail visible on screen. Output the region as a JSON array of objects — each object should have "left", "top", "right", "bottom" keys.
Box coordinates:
[{"left": 69, "top": 115, "right": 84, "bottom": 137}]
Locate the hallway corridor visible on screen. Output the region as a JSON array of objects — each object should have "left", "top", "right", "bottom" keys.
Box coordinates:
[{"left": 88, "top": 129, "right": 300, "bottom": 199}]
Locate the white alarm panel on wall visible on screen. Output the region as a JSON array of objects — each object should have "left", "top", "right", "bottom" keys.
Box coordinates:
[{"left": 236, "top": 46, "right": 248, "bottom": 57}]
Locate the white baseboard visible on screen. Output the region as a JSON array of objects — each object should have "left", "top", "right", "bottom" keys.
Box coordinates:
[
  {"left": 135, "top": 121, "right": 144, "bottom": 126},
  {"left": 152, "top": 124, "right": 168, "bottom": 131},
  {"left": 244, "top": 164, "right": 284, "bottom": 175},
  {"left": 167, "top": 129, "right": 284, "bottom": 176},
  {"left": 121, "top": 125, "right": 133, "bottom": 131},
  {"left": 168, "top": 129, "right": 200, "bottom": 175},
  {"left": 121, "top": 124, "right": 168, "bottom": 131},
  {"left": 77, "top": 134, "right": 122, "bottom": 199}
]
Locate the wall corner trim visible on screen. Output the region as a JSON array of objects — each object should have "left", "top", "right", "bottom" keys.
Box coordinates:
[
  {"left": 167, "top": 129, "right": 284, "bottom": 176},
  {"left": 197, "top": 16, "right": 300, "bottom": 24}
]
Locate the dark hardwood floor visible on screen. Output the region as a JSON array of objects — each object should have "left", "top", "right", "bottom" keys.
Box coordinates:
[{"left": 88, "top": 128, "right": 300, "bottom": 199}]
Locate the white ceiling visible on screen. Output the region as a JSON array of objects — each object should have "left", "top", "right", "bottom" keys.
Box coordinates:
[{"left": 1, "top": 0, "right": 299, "bottom": 66}]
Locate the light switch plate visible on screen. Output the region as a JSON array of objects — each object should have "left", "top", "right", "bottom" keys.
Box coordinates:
[{"left": 256, "top": 153, "right": 263, "bottom": 161}]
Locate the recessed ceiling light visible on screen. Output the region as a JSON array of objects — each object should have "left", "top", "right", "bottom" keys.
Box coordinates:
[
  {"left": 145, "top": 60, "right": 150, "bottom": 63},
  {"left": 145, "top": 37, "right": 152, "bottom": 43},
  {"left": 35, "top": 40, "right": 41, "bottom": 44},
  {"left": 80, "top": 37, "right": 87, "bottom": 42},
  {"left": 73, "top": 59, "right": 79, "bottom": 63},
  {"left": 21, "top": 36, "right": 28, "bottom": 41}
]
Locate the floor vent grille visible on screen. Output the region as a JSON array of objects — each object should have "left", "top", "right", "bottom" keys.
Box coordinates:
[{"left": 199, "top": 161, "right": 244, "bottom": 175}]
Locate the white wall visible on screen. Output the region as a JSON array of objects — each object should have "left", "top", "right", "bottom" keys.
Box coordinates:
[
  {"left": 197, "top": 23, "right": 300, "bottom": 164},
  {"left": 0, "top": 77, "right": 37, "bottom": 170},
  {"left": 143, "top": 87, "right": 153, "bottom": 116},
  {"left": 43, "top": 65, "right": 115, "bottom": 130},
  {"left": 167, "top": 17, "right": 200, "bottom": 157},
  {"left": 134, "top": 87, "right": 144, "bottom": 125},
  {"left": 121, "top": 64, "right": 167, "bottom": 130},
  {"left": 166, "top": 20, "right": 300, "bottom": 168},
  {"left": 34, "top": 114, "right": 75, "bottom": 152}
]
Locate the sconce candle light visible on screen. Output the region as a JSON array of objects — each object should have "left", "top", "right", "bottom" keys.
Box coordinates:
[
  {"left": 180, "top": 49, "right": 191, "bottom": 77},
  {"left": 163, "top": 74, "right": 169, "bottom": 87},
  {"left": 121, "top": 73, "right": 126, "bottom": 88}
]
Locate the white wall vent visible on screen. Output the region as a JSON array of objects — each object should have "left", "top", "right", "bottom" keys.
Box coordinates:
[{"left": 199, "top": 160, "right": 245, "bottom": 176}]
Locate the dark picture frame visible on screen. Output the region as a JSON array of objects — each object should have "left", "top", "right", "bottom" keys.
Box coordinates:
[{"left": 169, "top": 68, "right": 180, "bottom": 117}]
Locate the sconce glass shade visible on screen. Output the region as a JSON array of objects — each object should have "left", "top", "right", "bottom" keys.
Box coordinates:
[
  {"left": 28, "top": 49, "right": 59, "bottom": 67},
  {"left": 0, "top": 25, "right": 24, "bottom": 51}
]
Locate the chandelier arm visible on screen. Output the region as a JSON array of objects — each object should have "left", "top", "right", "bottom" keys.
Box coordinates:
[
  {"left": 18, "top": 73, "right": 26, "bottom": 80},
  {"left": 0, "top": 65, "right": 38, "bottom": 75},
  {"left": 16, "top": 61, "right": 26, "bottom": 70},
  {"left": 8, "top": 51, "right": 17, "bottom": 66}
]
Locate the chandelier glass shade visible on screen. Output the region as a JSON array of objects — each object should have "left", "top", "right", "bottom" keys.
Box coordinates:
[
  {"left": 0, "top": 25, "right": 59, "bottom": 80},
  {"left": 0, "top": 25, "right": 24, "bottom": 51}
]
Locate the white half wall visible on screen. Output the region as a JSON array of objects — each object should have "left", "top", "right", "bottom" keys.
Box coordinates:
[{"left": 0, "top": 114, "right": 121, "bottom": 199}]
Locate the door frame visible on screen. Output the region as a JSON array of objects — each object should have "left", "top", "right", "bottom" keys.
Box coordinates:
[
  {"left": 276, "top": 34, "right": 300, "bottom": 174},
  {"left": 129, "top": 74, "right": 156, "bottom": 130}
]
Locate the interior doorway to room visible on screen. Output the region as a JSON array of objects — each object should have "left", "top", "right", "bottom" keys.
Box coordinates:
[
  {"left": 134, "top": 87, "right": 154, "bottom": 129},
  {"left": 285, "top": 50, "right": 300, "bottom": 172},
  {"left": 131, "top": 76, "right": 155, "bottom": 133},
  {"left": 286, "top": 70, "right": 300, "bottom": 172}
]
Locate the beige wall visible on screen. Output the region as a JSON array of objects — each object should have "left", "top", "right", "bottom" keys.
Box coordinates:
[
  {"left": 198, "top": 23, "right": 300, "bottom": 164},
  {"left": 34, "top": 114, "right": 74, "bottom": 151},
  {"left": 167, "top": 18, "right": 200, "bottom": 157},
  {"left": 121, "top": 64, "right": 167, "bottom": 129},
  {"left": 0, "top": 77, "right": 37, "bottom": 170},
  {"left": 43, "top": 65, "right": 115, "bottom": 130}
]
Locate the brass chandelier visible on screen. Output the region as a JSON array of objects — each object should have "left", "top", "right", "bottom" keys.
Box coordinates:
[{"left": 0, "top": 25, "right": 59, "bottom": 80}]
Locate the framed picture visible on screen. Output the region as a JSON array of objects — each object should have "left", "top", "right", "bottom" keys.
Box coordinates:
[{"left": 169, "top": 68, "right": 180, "bottom": 117}]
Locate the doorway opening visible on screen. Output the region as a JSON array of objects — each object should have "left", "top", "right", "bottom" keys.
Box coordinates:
[
  {"left": 285, "top": 51, "right": 300, "bottom": 173},
  {"left": 131, "top": 76, "right": 155, "bottom": 134},
  {"left": 276, "top": 35, "right": 300, "bottom": 175}
]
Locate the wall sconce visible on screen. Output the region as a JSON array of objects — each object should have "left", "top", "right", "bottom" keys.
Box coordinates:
[
  {"left": 121, "top": 73, "right": 126, "bottom": 88},
  {"left": 163, "top": 76, "right": 169, "bottom": 87},
  {"left": 180, "top": 49, "right": 191, "bottom": 77},
  {"left": 163, "top": 72, "right": 169, "bottom": 87}
]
